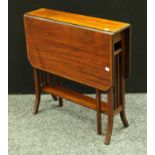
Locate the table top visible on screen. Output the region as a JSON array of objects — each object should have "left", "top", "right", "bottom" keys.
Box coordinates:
[{"left": 25, "top": 8, "right": 130, "bottom": 34}]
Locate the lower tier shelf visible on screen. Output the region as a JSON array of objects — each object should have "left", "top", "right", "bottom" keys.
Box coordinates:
[{"left": 42, "top": 85, "right": 109, "bottom": 113}]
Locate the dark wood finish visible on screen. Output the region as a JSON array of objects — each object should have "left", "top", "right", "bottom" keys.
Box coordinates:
[
  {"left": 40, "top": 71, "right": 58, "bottom": 101},
  {"left": 117, "top": 55, "right": 120, "bottom": 108},
  {"left": 104, "top": 88, "right": 114, "bottom": 145},
  {"left": 47, "top": 73, "right": 58, "bottom": 101},
  {"left": 119, "top": 33, "right": 129, "bottom": 127},
  {"left": 33, "top": 68, "right": 41, "bottom": 114},
  {"left": 96, "top": 89, "right": 102, "bottom": 135},
  {"left": 24, "top": 8, "right": 131, "bottom": 145},
  {"left": 124, "top": 28, "right": 131, "bottom": 79},
  {"left": 24, "top": 15, "right": 113, "bottom": 90},
  {"left": 42, "top": 85, "right": 109, "bottom": 113}
]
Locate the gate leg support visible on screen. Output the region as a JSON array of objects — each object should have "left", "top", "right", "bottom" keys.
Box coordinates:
[{"left": 46, "top": 72, "right": 57, "bottom": 101}]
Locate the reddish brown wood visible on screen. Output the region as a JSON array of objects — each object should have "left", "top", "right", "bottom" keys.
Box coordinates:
[
  {"left": 124, "top": 28, "right": 131, "bottom": 79},
  {"left": 96, "top": 89, "right": 102, "bottom": 135},
  {"left": 104, "top": 88, "right": 114, "bottom": 145},
  {"left": 24, "top": 14, "right": 113, "bottom": 91},
  {"left": 33, "top": 68, "right": 41, "bottom": 114},
  {"left": 117, "top": 54, "right": 120, "bottom": 108},
  {"left": 114, "top": 54, "right": 120, "bottom": 109},
  {"left": 24, "top": 8, "right": 131, "bottom": 145},
  {"left": 25, "top": 8, "right": 129, "bottom": 33},
  {"left": 119, "top": 33, "right": 129, "bottom": 127},
  {"left": 114, "top": 56, "right": 117, "bottom": 109},
  {"left": 42, "top": 85, "right": 109, "bottom": 113}
]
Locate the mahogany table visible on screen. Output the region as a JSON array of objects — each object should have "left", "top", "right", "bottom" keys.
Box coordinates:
[{"left": 24, "top": 8, "right": 131, "bottom": 144}]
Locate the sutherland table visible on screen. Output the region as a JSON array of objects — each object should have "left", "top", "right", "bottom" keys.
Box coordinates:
[{"left": 24, "top": 8, "right": 131, "bottom": 144}]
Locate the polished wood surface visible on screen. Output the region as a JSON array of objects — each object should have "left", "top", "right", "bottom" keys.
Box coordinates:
[
  {"left": 24, "top": 14, "right": 113, "bottom": 90},
  {"left": 24, "top": 8, "right": 130, "bottom": 145},
  {"left": 33, "top": 68, "right": 41, "bottom": 114},
  {"left": 25, "top": 8, "right": 129, "bottom": 33},
  {"left": 42, "top": 85, "right": 108, "bottom": 113},
  {"left": 104, "top": 88, "right": 114, "bottom": 145},
  {"left": 96, "top": 89, "right": 102, "bottom": 135}
]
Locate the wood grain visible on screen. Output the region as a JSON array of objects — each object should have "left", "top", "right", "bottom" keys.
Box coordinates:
[
  {"left": 42, "top": 85, "right": 109, "bottom": 113},
  {"left": 23, "top": 8, "right": 131, "bottom": 144},
  {"left": 25, "top": 8, "right": 130, "bottom": 33},
  {"left": 24, "top": 15, "right": 113, "bottom": 91}
]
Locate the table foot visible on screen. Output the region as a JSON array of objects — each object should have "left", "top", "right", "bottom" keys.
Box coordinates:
[
  {"left": 104, "top": 115, "right": 113, "bottom": 145},
  {"left": 120, "top": 110, "right": 129, "bottom": 127}
]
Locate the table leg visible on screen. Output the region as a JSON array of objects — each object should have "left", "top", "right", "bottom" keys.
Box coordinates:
[
  {"left": 96, "top": 89, "right": 102, "bottom": 135},
  {"left": 104, "top": 88, "right": 114, "bottom": 145},
  {"left": 33, "top": 68, "right": 41, "bottom": 114},
  {"left": 119, "top": 52, "right": 129, "bottom": 127},
  {"left": 46, "top": 72, "right": 57, "bottom": 101}
]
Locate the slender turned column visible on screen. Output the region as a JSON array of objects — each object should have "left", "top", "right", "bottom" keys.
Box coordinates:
[
  {"left": 33, "top": 68, "right": 41, "bottom": 114},
  {"left": 57, "top": 76, "right": 63, "bottom": 107},
  {"left": 96, "top": 89, "right": 102, "bottom": 135},
  {"left": 104, "top": 87, "right": 114, "bottom": 145}
]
